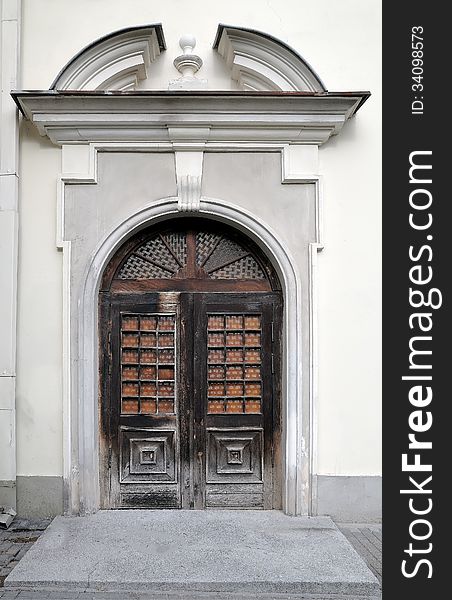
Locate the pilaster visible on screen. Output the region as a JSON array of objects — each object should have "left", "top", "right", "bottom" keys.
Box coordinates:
[{"left": 0, "top": 0, "right": 20, "bottom": 509}]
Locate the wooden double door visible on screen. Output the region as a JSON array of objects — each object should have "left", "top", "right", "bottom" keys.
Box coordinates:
[{"left": 100, "top": 291, "right": 281, "bottom": 509}]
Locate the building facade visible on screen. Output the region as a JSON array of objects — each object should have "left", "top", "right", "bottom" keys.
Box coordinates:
[{"left": 0, "top": 0, "right": 381, "bottom": 521}]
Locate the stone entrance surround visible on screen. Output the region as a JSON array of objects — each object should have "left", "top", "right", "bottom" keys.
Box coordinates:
[
  {"left": 8, "top": 23, "right": 373, "bottom": 519},
  {"left": 12, "top": 91, "right": 367, "bottom": 518}
]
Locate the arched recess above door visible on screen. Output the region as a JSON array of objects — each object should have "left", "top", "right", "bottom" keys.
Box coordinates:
[{"left": 101, "top": 219, "right": 281, "bottom": 293}]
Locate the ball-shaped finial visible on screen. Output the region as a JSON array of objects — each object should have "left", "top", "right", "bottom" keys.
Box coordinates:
[{"left": 179, "top": 34, "right": 196, "bottom": 54}]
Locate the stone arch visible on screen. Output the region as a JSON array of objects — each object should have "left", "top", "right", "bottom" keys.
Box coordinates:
[{"left": 73, "top": 197, "right": 304, "bottom": 516}]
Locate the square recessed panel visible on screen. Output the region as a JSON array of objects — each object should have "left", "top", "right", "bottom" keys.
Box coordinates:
[
  {"left": 120, "top": 428, "right": 176, "bottom": 483},
  {"left": 207, "top": 429, "right": 263, "bottom": 483}
]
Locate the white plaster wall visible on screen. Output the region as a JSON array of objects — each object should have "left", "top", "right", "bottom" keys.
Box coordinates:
[
  {"left": 16, "top": 0, "right": 382, "bottom": 478},
  {"left": 317, "top": 125, "right": 382, "bottom": 476},
  {"left": 316, "top": 12, "right": 382, "bottom": 475},
  {"left": 16, "top": 122, "right": 62, "bottom": 476}
]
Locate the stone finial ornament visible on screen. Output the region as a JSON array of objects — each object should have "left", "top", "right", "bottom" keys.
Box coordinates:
[{"left": 168, "top": 34, "right": 207, "bottom": 90}]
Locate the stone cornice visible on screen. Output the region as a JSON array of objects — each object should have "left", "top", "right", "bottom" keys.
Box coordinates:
[{"left": 11, "top": 90, "right": 369, "bottom": 146}]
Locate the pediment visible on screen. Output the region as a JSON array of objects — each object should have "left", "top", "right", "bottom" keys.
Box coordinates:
[
  {"left": 213, "top": 25, "right": 326, "bottom": 92},
  {"left": 51, "top": 25, "right": 166, "bottom": 91},
  {"left": 48, "top": 23, "right": 326, "bottom": 93}
]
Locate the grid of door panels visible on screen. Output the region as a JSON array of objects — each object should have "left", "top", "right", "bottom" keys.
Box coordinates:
[
  {"left": 207, "top": 314, "right": 262, "bottom": 414},
  {"left": 120, "top": 313, "right": 176, "bottom": 415}
]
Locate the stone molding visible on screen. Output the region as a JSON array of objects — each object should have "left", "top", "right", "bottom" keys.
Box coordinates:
[
  {"left": 12, "top": 91, "right": 369, "bottom": 146},
  {"left": 175, "top": 150, "right": 204, "bottom": 212},
  {"left": 54, "top": 138, "right": 325, "bottom": 516}
]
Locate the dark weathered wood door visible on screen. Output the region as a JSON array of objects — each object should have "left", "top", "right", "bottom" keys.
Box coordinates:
[{"left": 99, "top": 221, "right": 282, "bottom": 509}]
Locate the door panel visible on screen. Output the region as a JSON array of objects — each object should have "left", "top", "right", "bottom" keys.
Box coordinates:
[
  {"left": 119, "top": 428, "right": 176, "bottom": 483},
  {"left": 194, "top": 293, "right": 279, "bottom": 509},
  {"left": 108, "top": 294, "right": 181, "bottom": 508},
  {"left": 206, "top": 429, "right": 263, "bottom": 482},
  {"left": 119, "top": 428, "right": 178, "bottom": 509}
]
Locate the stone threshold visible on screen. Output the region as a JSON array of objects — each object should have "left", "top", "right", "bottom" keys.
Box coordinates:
[{"left": 5, "top": 511, "right": 380, "bottom": 597}]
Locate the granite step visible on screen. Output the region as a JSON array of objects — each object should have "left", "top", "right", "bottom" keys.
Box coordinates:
[{"left": 5, "top": 511, "right": 380, "bottom": 598}]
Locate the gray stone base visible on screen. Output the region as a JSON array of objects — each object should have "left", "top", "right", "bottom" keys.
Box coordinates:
[
  {"left": 16, "top": 476, "right": 63, "bottom": 518},
  {"left": 0, "top": 480, "right": 16, "bottom": 509},
  {"left": 314, "top": 476, "right": 382, "bottom": 523},
  {"left": 11, "top": 475, "right": 382, "bottom": 523},
  {"left": 5, "top": 510, "right": 379, "bottom": 596}
]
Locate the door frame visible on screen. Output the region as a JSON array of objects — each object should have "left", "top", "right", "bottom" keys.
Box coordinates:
[{"left": 68, "top": 199, "right": 308, "bottom": 516}]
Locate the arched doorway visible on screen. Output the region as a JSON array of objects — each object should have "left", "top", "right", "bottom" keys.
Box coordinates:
[{"left": 99, "top": 218, "right": 283, "bottom": 509}]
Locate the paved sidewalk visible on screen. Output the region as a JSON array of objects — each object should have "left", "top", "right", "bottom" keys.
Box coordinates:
[
  {"left": 337, "top": 524, "right": 382, "bottom": 584},
  {"left": 1, "top": 516, "right": 382, "bottom": 599},
  {"left": 0, "top": 519, "right": 51, "bottom": 587}
]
